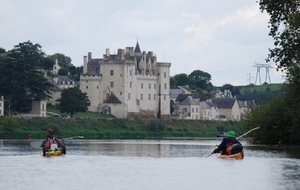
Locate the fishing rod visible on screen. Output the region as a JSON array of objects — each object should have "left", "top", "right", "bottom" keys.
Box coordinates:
[{"left": 205, "top": 127, "right": 260, "bottom": 158}]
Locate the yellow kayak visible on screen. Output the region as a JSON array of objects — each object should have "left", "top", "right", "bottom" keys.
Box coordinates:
[
  {"left": 40, "top": 150, "right": 63, "bottom": 156},
  {"left": 217, "top": 151, "right": 244, "bottom": 159}
]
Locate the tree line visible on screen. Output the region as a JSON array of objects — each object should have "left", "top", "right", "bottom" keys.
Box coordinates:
[
  {"left": 242, "top": 0, "right": 300, "bottom": 145},
  {"left": 0, "top": 41, "right": 89, "bottom": 116}
]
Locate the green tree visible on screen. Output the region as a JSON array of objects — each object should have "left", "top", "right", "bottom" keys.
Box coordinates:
[
  {"left": 170, "top": 77, "right": 178, "bottom": 88},
  {"left": 57, "top": 86, "right": 90, "bottom": 117},
  {"left": 188, "top": 70, "right": 212, "bottom": 90},
  {"left": 41, "top": 57, "right": 55, "bottom": 70},
  {"left": 259, "top": 0, "right": 300, "bottom": 69},
  {"left": 173, "top": 73, "right": 191, "bottom": 86},
  {"left": 220, "top": 83, "right": 241, "bottom": 97},
  {"left": 48, "top": 53, "right": 72, "bottom": 68},
  {"left": 58, "top": 68, "right": 69, "bottom": 76},
  {"left": 0, "top": 41, "right": 53, "bottom": 113},
  {"left": 0, "top": 47, "right": 6, "bottom": 53},
  {"left": 196, "top": 88, "right": 211, "bottom": 101},
  {"left": 68, "top": 66, "right": 83, "bottom": 81},
  {"left": 244, "top": 1, "right": 300, "bottom": 144}
]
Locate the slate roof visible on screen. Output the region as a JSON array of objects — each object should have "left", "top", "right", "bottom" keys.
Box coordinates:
[
  {"left": 192, "top": 91, "right": 200, "bottom": 100},
  {"left": 238, "top": 100, "right": 256, "bottom": 108},
  {"left": 212, "top": 98, "right": 235, "bottom": 109},
  {"left": 103, "top": 92, "right": 122, "bottom": 104},
  {"left": 200, "top": 102, "right": 210, "bottom": 109},
  {"left": 57, "top": 76, "right": 73, "bottom": 84},
  {"left": 170, "top": 89, "right": 182, "bottom": 98},
  {"left": 175, "top": 94, "right": 190, "bottom": 102},
  {"left": 179, "top": 97, "right": 199, "bottom": 105},
  {"left": 46, "top": 77, "right": 56, "bottom": 85},
  {"left": 180, "top": 85, "right": 192, "bottom": 92},
  {"left": 86, "top": 59, "right": 101, "bottom": 75},
  {"left": 172, "top": 104, "right": 179, "bottom": 110},
  {"left": 134, "top": 42, "right": 141, "bottom": 53}
]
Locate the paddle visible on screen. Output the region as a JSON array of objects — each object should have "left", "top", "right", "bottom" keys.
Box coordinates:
[
  {"left": 30, "top": 136, "right": 84, "bottom": 149},
  {"left": 236, "top": 127, "right": 260, "bottom": 140},
  {"left": 205, "top": 127, "right": 260, "bottom": 158}
]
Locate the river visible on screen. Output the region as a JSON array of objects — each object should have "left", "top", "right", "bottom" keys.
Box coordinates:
[{"left": 1, "top": 139, "right": 300, "bottom": 190}]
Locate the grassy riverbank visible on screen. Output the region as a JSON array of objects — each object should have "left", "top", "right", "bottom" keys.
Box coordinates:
[{"left": 0, "top": 117, "right": 242, "bottom": 139}]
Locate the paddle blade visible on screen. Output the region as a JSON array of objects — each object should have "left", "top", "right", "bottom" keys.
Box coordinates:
[{"left": 30, "top": 141, "right": 42, "bottom": 149}]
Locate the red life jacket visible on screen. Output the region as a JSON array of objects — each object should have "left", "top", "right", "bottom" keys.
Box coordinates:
[{"left": 44, "top": 138, "right": 59, "bottom": 148}]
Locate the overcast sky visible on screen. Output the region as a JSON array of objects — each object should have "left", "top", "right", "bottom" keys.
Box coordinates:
[{"left": 0, "top": 0, "right": 286, "bottom": 86}]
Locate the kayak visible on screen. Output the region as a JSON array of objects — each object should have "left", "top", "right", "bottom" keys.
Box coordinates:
[
  {"left": 217, "top": 151, "right": 244, "bottom": 159},
  {"left": 40, "top": 150, "right": 63, "bottom": 156}
]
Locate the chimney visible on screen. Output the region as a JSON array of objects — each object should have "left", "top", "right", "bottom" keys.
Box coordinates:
[
  {"left": 83, "top": 55, "right": 87, "bottom": 74},
  {"left": 88, "top": 52, "right": 92, "bottom": 61},
  {"left": 106, "top": 48, "right": 110, "bottom": 56}
]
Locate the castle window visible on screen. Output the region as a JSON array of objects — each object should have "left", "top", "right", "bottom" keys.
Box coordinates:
[
  {"left": 196, "top": 108, "right": 198, "bottom": 112},
  {"left": 164, "top": 72, "right": 166, "bottom": 78},
  {"left": 154, "top": 94, "right": 156, "bottom": 100},
  {"left": 154, "top": 84, "right": 156, "bottom": 89},
  {"left": 141, "top": 83, "right": 143, "bottom": 89},
  {"left": 110, "top": 82, "right": 114, "bottom": 88},
  {"left": 149, "top": 84, "right": 151, "bottom": 89},
  {"left": 106, "top": 93, "right": 110, "bottom": 99},
  {"left": 164, "top": 83, "right": 167, "bottom": 89},
  {"left": 110, "top": 70, "right": 114, "bottom": 76},
  {"left": 148, "top": 94, "right": 151, "bottom": 100},
  {"left": 192, "top": 108, "right": 194, "bottom": 113},
  {"left": 130, "top": 82, "right": 132, "bottom": 88},
  {"left": 120, "top": 92, "right": 122, "bottom": 95},
  {"left": 97, "top": 86, "right": 99, "bottom": 89},
  {"left": 141, "top": 94, "right": 143, "bottom": 100},
  {"left": 130, "top": 70, "right": 132, "bottom": 76},
  {"left": 86, "top": 86, "right": 88, "bottom": 89},
  {"left": 128, "top": 93, "right": 131, "bottom": 100},
  {"left": 86, "top": 80, "right": 88, "bottom": 83},
  {"left": 164, "top": 95, "right": 166, "bottom": 100}
]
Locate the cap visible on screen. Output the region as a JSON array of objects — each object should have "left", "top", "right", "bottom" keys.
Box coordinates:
[{"left": 227, "top": 131, "right": 236, "bottom": 138}]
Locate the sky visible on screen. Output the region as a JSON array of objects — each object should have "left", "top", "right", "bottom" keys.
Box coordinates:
[{"left": 0, "top": 0, "right": 286, "bottom": 86}]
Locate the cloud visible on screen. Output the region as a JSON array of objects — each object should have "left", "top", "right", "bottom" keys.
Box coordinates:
[{"left": 0, "top": 0, "right": 285, "bottom": 86}]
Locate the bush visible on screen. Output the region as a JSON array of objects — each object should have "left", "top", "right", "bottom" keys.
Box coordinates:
[
  {"left": 43, "top": 123, "right": 61, "bottom": 135},
  {"left": 2, "top": 117, "right": 18, "bottom": 131}
]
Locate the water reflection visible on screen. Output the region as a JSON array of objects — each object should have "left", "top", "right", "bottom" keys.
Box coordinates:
[{"left": 1, "top": 139, "right": 300, "bottom": 190}]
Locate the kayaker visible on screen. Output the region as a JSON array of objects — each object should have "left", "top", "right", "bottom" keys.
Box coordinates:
[
  {"left": 41, "top": 128, "right": 66, "bottom": 154},
  {"left": 211, "top": 131, "right": 243, "bottom": 155}
]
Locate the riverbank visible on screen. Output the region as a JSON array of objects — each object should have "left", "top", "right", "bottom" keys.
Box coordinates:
[{"left": 0, "top": 117, "right": 242, "bottom": 139}]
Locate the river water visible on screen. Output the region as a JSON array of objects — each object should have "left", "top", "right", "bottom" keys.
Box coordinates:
[{"left": 1, "top": 139, "right": 300, "bottom": 190}]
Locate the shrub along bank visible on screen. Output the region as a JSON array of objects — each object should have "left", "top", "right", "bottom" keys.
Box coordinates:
[{"left": 0, "top": 117, "right": 242, "bottom": 139}]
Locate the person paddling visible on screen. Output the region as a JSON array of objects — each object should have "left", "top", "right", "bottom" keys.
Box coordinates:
[
  {"left": 211, "top": 131, "right": 243, "bottom": 155},
  {"left": 41, "top": 128, "right": 66, "bottom": 155}
]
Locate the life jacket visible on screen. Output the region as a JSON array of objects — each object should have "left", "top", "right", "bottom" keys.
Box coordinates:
[
  {"left": 44, "top": 137, "right": 59, "bottom": 149},
  {"left": 226, "top": 141, "right": 243, "bottom": 155}
]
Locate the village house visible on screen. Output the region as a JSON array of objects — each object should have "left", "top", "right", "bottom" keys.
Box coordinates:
[
  {"left": 238, "top": 100, "right": 256, "bottom": 120},
  {"left": 200, "top": 101, "right": 219, "bottom": 120},
  {"left": 178, "top": 96, "right": 200, "bottom": 119},
  {"left": 80, "top": 42, "right": 171, "bottom": 119},
  {"left": 212, "top": 98, "right": 240, "bottom": 120},
  {"left": 46, "top": 75, "right": 75, "bottom": 105}
]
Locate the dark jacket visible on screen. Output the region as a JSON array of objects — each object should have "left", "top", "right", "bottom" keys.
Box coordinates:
[{"left": 213, "top": 137, "right": 242, "bottom": 154}]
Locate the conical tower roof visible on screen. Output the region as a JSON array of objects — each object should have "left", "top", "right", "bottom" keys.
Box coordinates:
[{"left": 134, "top": 41, "right": 141, "bottom": 53}]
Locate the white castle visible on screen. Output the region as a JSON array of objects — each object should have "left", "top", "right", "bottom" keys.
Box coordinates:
[{"left": 80, "top": 42, "right": 171, "bottom": 119}]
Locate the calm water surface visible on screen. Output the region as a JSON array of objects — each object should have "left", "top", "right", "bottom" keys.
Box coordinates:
[{"left": 1, "top": 139, "right": 300, "bottom": 190}]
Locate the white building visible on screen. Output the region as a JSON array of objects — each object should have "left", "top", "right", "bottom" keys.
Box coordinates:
[
  {"left": 80, "top": 42, "right": 171, "bottom": 119},
  {"left": 0, "top": 96, "right": 4, "bottom": 116}
]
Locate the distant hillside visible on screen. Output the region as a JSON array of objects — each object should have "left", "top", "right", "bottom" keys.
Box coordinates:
[{"left": 237, "top": 83, "right": 283, "bottom": 92}]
